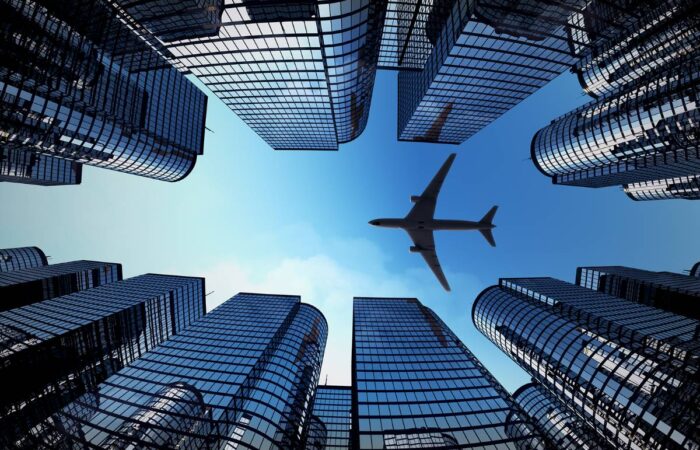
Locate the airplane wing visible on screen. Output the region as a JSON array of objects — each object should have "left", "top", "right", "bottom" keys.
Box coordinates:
[
  {"left": 406, "top": 153, "right": 457, "bottom": 221},
  {"left": 406, "top": 229, "right": 451, "bottom": 292}
]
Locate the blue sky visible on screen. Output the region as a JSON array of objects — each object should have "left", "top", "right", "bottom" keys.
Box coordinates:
[{"left": 2, "top": 70, "right": 699, "bottom": 392}]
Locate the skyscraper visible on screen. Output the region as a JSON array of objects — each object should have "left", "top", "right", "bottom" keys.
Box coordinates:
[
  {"left": 393, "top": 0, "right": 583, "bottom": 144},
  {"left": 0, "top": 0, "right": 207, "bottom": 186},
  {"left": 531, "top": 62, "right": 700, "bottom": 195},
  {"left": 531, "top": 0, "right": 700, "bottom": 201},
  {"left": 0, "top": 147, "right": 83, "bottom": 186},
  {"left": 0, "top": 259, "right": 122, "bottom": 310},
  {"left": 141, "top": 0, "right": 621, "bottom": 150},
  {"left": 352, "top": 296, "right": 546, "bottom": 449},
  {"left": 308, "top": 385, "right": 352, "bottom": 450},
  {"left": 510, "top": 381, "right": 612, "bottom": 450},
  {"left": 576, "top": 265, "right": 700, "bottom": 320},
  {"left": 114, "top": 0, "right": 224, "bottom": 42},
  {"left": 623, "top": 176, "right": 700, "bottom": 202},
  {"left": 160, "top": 1, "right": 385, "bottom": 151},
  {"left": 50, "top": 293, "right": 327, "bottom": 449},
  {"left": 0, "top": 246, "right": 48, "bottom": 272},
  {"left": 0, "top": 273, "right": 205, "bottom": 448},
  {"left": 473, "top": 277, "right": 700, "bottom": 450}
]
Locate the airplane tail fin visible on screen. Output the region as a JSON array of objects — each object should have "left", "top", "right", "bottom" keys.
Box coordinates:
[
  {"left": 479, "top": 206, "right": 497, "bottom": 247},
  {"left": 479, "top": 206, "right": 498, "bottom": 226}
]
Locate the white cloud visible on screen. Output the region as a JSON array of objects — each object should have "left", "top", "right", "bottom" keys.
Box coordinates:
[{"left": 196, "top": 226, "right": 480, "bottom": 386}]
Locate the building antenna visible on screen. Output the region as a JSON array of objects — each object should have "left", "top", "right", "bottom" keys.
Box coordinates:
[{"left": 325, "top": 375, "right": 328, "bottom": 385}]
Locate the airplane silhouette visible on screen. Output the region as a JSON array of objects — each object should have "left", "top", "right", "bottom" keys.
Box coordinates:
[{"left": 369, "top": 153, "right": 497, "bottom": 291}]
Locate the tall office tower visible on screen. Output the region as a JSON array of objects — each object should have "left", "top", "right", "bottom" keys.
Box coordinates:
[
  {"left": 391, "top": 0, "right": 588, "bottom": 144},
  {"left": 570, "top": 0, "right": 700, "bottom": 98},
  {"left": 473, "top": 277, "right": 700, "bottom": 450},
  {"left": 131, "top": 0, "right": 657, "bottom": 151},
  {"left": 352, "top": 296, "right": 546, "bottom": 450},
  {"left": 114, "top": 0, "right": 224, "bottom": 42},
  {"left": 532, "top": 0, "right": 700, "bottom": 201},
  {"left": 532, "top": 61, "right": 700, "bottom": 197},
  {"left": 0, "top": 259, "right": 122, "bottom": 311},
  {"left": 623, "top": 175, "right": 700, "bottom": 201},
  {"left": 0, "top": 0, "right": 207, "bottom": 186},
  {"left": 307, "top": 385, "right": 352, "bottom": 450},
  {"left": 0, "top": 147, "right": 83, "bottom": 186},
  {"left": 0, "top": 274, "right": 205, "bottom": 448},
  {"left": 49, "top": 293, "right": 327, "bottom": 449},
  {"left": 511, "top": 382, "right": 612, "bottom": 450},
  {"left": 577, "top": 265, "right": 700, "bottom": 320},
  {"left": 161, "top": 1, "right": 385, "bottom": 151},
  {"left": 0, "top": 246, "right": 48, "bottom": 272}
]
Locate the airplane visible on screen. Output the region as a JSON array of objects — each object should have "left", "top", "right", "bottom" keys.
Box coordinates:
[{"left": 369, "top": 153, "right": 497, "bottom": 292}]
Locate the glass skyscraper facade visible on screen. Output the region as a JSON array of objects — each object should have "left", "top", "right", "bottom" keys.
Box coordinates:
[
  {"left": 308, "top": 385, "right": 352, "bottom": 450},
  {"left": 624, "top": 175, "right": 700, "bottom": 201},
  {"left": 0, "top": 259, "right": 122, "bottom": 311},
  {"left": 1, "top": 147, "right": 83, "bottom": 186},
  {"left": 577, "top": 265, "right": 700, "bottom": 320},
  {"left": 120, "top": 0, "right": 622, "bottom": 151},
  {"left": 0, "top": 246, "right": 48, "bottom": 272},
  {"left": 570, "top": 0, "right": 698, "bottom": 98},
  {"left": 473, "top": 277, "right": 700, "bottom": 450},
  {"left": 113, "top": 0, "right": 224, "bottom": 43},
  {"left": 161, "top": 1, "right": 385, "bottom": 151},
  {"left": 395, "top": 0, "right": 583, "bottom": 144},
  {"left": 531, "top": 0, "right": 700, "bottom": 201},
  {"left": 352, "top": 296, "right": 545, "bottom": 449},
  {"left": 0, "top": 273, "right": 205, "bottom": 448},
  {"left": 0, "top": 0, "right": 207, "bottom": 186},
  {"left": 510, "top": 381, "right": 612, "bottom": 450},
  {"left": 51, "top": 292, "right": 327, "bottom": 449},
  {"left": 7, "top": 0, "right": 692, "bottom": 157}
]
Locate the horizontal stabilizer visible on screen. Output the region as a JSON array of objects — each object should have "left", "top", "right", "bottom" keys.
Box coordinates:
[{"left": 479, "top": 228, "right": 496, "bottom": 247}]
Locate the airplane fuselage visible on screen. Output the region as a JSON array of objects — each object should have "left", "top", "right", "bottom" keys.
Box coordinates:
[{"left": 369, "top": 218, "right": 493, "bottom": 231}]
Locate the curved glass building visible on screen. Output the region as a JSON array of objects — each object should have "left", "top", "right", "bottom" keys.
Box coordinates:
[
  {"left": 352, "top": 296, "right": 546, "bottom": 450},
  {"left": 0, "top": 0, "right": 207, "bottom": 185},
  {"left": 510, "top": 382, "right": 612, "bottom": 450},
  {"left": 51, "top": 293, "right": 327, "bottom": 449},
  {"left": 473, "top": 278, "right": 700, "bottom": 450},
  {"left": 0, "top": 246, "right": 48, "bottom": 272},
  {"left": 531, "top": 0, "right": 700, "bottom": 200},
  {"left": 532, "top": 61, "right": 700, "bottom": 188},
  {"left": 572, "top": 0, "right": 700, "bottom": 98},
  {"left": 104, "top": 382, "right": 212, "bottom": 449}
]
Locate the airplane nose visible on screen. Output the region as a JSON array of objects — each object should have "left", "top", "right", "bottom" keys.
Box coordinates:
[{"left": 369, "top": 220, "right": 379, "bottom": 226}]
